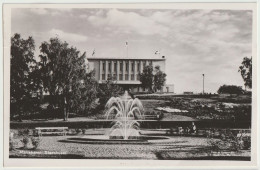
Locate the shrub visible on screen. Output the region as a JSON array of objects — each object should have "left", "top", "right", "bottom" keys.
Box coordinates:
[
  {"left": 31, "top": 137, "right": 41, "bottom": 150},
  {"left": 21, "top": 136, "right": 30, "bottom": 149},
  {"left": 76, "top": 129, "right": 82, "bottom": 134},
  {"left": 32, "top": 129, "right": 39, "bottom": 136},
  {"left": 217, "top": 85, "right": 244, "bottom": 95},
  {"left": 18, "top": 129, "right": 30, "bottom": 136},
  {"left": 18, "top": 129, "right": 24, "bottom": 136},
  {"left": 242, "top": 136, "right": 251, "bottom": 149},
  {"left": 69, "top": 129, "right": 76, "bottom": 135},
  {"left": 158, "top": 112, "right": 164, "bottom": 120},
  {"left": 207, "top": 129, "right": 251, "bottom": 154},
  {"left": 9, "top": 137, "right": 15, "bottom": 151}
]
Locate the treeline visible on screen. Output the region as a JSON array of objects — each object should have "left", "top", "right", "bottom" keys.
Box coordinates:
[
  {"left": 217, "top": 85, "right": 245, "bottom": 95},
  {"left": 217, "top": 56, "right": 252, "bottom": 95},
  {"left": 11, "top": 33, "right": 123, "bottom": 121}
]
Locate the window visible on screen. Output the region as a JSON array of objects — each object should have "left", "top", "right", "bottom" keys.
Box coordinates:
[
  {"left": 108, "top": 62, "right": 111, "bottom": 72},
  {"left": 102, "top": 74, "right": 105, "bottom": 80},
  {"left": 125, "top": 74, "right": 129, "bottom": 80},
  {"left": 119, "top": 74, "right": 123, "bottom": 80},
  {"left": 131, "top": 74, "right": 134, "bottom": 80},
  {"left": 143, "top": 61, "right": 146, "bottom": 68},
  {"left": 113, "top": 74, "right": 117, "bottom": 80},
  {"left": 102, "top": 62, "right": 105, "bottom": 71},
  {"left": 107, "top": 74, "right": 111, "bottom": 79},
  {"left": 137, "top": 62, "right": 140, "bottom": 71},
  {"left": 114, "top": 62, "right": 117, "bottom": 72},
  {"left": 137, "top": 74, "right": 140, "bottom": 80},
  {"left": 120, "top": 62, "right": 123, "bottom": 71},
  {"left": 149, "top": 61, "right": 152, "bottom": 65},
  {"left": 125, "top": 62, "right": 129, "bottom": 72},
  {"left": 131, "top": 62, "right": 134, "bottom": 71}
]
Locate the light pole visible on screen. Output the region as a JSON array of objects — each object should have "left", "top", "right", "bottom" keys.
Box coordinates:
[{"left": 202, "top": 74, "right": 205, "bottom": 94}]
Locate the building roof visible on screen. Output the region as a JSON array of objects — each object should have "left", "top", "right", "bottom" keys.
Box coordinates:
[{"left": 87, "top": 56, "right": 166, "bottom": 61}]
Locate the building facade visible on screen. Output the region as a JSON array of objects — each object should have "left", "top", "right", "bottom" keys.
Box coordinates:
[{"left": 87, "top": 56, "right": 172, "bottom": 93}]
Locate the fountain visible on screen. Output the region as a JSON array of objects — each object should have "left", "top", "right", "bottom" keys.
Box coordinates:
[
  {"left": 105, "top": 91, "right": 144, "bottom": 140},
  {"left": 74, "top": 91, "right": 170, "bottom": 143}
]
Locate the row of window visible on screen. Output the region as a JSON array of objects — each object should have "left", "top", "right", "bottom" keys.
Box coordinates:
[
  {"left": 101, "top": 74, "right": 140, "bottom": 81},
  {"left": 102, "top": 61, "right": 152, "bottom": 72}
]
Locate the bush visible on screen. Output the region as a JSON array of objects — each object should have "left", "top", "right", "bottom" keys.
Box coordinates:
[
  {"left": 31, "top": 137, "right": 41, "bottom": 150},
  {"left": 9, "top": 137, "right": 15, "bottom": 151},
  {"left": 33, "top": 129, "right": 39, "bottom": 136},
  {"left": 76, "top": 129, "right": 82, "bottom": 134},
  {"left": 207, "top": 129, "right": 251, "bottom": 153},
  {"left": 217, "top": 85, "right": 244, "bottom": 95},
  {"left": 158, "top": 112, "right": 164, "bottom": 120},
  {"left": 18, "top": 129, "right": 30, "bottom": 136},
  {"left": 21, "top": 136, "right": 30, "bottom": 149},
  {"left": 242, "top": 136, "right": 251, "bottom": 149},
  {"left": 69, "top": 129, "right": 76, "bottom": 135}
]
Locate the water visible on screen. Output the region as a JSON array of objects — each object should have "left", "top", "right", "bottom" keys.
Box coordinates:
[{"left": 105, "top": 91, "right": 144, "bottom": 140}]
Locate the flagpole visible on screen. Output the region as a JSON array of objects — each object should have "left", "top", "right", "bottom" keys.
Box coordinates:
[
  {"left": 92, "top": 49, "right": 95, "bottom": 57},
  {"left": 202, "top": 74, "right": 205, "bottom": 94},
  {"left": 126, "top": 42, "right": 128, "bottom": 58}
]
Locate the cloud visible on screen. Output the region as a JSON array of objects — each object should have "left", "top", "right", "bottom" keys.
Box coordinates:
[
  {"left": 12, "top": 8, "right": 252, "bottom": 93},
  {"left": 87, "top": 9, "right": 170, "bottom": 37},
  {"left": 79, "top": 14, "right": 88, "bottom": 18},
  {"left": 30, "top": 8, "right": 48, "bottom": 15},
  {"left": 32, "top": 29, "right": 88, "bottom": 45},
  {"left": 29, "top": 8, "right": 72, "bottom": 16},
  {"left": 48, "top": 29, "right": 88, "bottom": 43}
]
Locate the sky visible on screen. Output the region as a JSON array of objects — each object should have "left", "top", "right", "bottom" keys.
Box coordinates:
[{"left": 11, "top": 8, "right": 252, "bottom": 94}]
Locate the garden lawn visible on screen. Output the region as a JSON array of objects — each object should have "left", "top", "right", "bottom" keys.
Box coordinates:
[{"left": 141, "top": 99, "right": 197, "bottom": 121}]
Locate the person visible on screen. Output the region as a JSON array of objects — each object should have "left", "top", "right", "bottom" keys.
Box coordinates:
[
  {"left": 185, "top": 127, "right": 190, "bottom": 134},
  {"left": 178, "top": 127, "right": 184, "bottom": 135},
  {"left": 190, "top": 122, "right": 197, "bottom": 133}
]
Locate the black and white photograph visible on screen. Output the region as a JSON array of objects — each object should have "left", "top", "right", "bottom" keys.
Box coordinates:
[{"left": 3, "top": 2, "right": 258, "bottom": 168}]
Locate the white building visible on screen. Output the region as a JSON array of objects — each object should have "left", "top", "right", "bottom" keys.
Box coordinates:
[{"left": 87, "top": 55, "right": 173, "bottom": 93}]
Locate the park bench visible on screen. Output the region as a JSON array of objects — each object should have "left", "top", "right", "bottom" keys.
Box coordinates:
[
  {"left": 35, "top": 127, "right": 68, "bottom": 137},
  {"left": 166, "top": 128, "right": 179, "bottom": 135}
]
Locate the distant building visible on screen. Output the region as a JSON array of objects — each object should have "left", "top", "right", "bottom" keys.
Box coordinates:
[
  {"left": 183, "top": 91, "right": 193, "bottom": 95},
  {"left": 87, "top": 55, "right": 172, "bottom": 92},
  {"left": 162, "top": 84, "right": 174, "bottom": 93}
]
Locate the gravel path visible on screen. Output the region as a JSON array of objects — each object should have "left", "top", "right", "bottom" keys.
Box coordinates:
[
  {"left": 30, "top": 135, "right": 210, "bottom": 159},
  {"left": 11, "top": 131, "right": 250, "bottom": 159}
]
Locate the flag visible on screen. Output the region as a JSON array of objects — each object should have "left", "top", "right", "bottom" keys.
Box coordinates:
[
  {"left": 92, "top": 49, "right": 95, "bottom": 56},
  {"left": 155, "top": 50, "right": 161, "bottom": 55}
]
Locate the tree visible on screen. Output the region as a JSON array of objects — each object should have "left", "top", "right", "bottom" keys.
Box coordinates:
[
  {"left": 11, "top": 33, "right": 36, "bottom": 121},
  {"left": 139, "top": 65, "right": 167, "bottom": 93},
  {"left": 98, "top": 75, "right": 123, "bottom": 109},
  {"left": 139, "top": 64, "right": 154, "bottom": 92},
  {"left": 153, "top": 65, "right": 166, "bottom": 92},
  {"left": 38, "top": 37, "right": 88, "bottom": 121},
  {"left": 71, "top": 70, "right": 100, "bottom": 115},
  {"left": 217, "top": 85, "right": 244, "bottom": 95},
  {"left": 238, "top": 57, "right": 252, "bottom": 89}
]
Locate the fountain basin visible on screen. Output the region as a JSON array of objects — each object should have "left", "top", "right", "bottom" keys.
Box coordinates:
[{"left": 79, "top": 135, "right": 170, "bottom": 144}]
